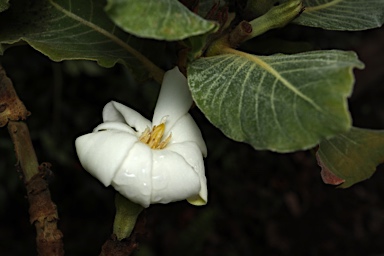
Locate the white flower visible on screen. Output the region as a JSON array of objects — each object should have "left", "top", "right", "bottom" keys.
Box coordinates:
[{"left": 75, "top": 67, "right": 207, "bottom": 208}]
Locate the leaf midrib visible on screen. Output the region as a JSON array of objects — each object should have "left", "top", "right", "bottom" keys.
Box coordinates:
[
  {"left": 304, "top": 0, "right": 343, "bottom": 13},
  {"left": 49, "top": 0, "right": 164, "bottom": 83},
  {"left": 224, "top": 48, "right": 323, "bottom": 113}
]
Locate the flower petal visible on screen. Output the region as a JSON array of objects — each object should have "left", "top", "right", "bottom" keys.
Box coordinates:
[
  {"left": 94, "top": 122, "right": 136, "bottom": 135},
  {"left": 167, "top": 114, "right": 207, "bottom": 157},
  {"left": 111, "top": 142, "right": 153, "bottom": 208},
  {"left": 152, "top": 67, "right": 193, "bottom": 130},
  {"left": 151, "top": 149, "right": 201, "bottom": 205},
  {"left": 75, "top": 130, "right": 137, "bottom": 187},
  {"left": 103, "top": 101, "right": 151, "bottom": 133},
  {"left": 166, "top": 142, "right": 207, "bottom": 206}
]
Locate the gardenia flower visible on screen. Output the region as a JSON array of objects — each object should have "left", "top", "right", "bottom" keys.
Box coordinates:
[{"left": 75, "top": 67, "right": 207, "bottom": 208}]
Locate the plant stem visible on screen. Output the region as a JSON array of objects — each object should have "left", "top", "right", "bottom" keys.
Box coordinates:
[
  {"left": 0, "top": 66, "right": 30, "bottom": 127},
  {"left": 206, "top": 0, "right": 304, "bottom": 56},
  {"left": 8, "top": 121, "right": 65, "bottom": 256},
  {"left": 7, "top": 121, "right": 39, "bottom": 180},
  {"left": 100, "top": 235, "right": 139, "bottom": 256},
  {"left": 246, "top": 0, "right": 304, "bottom": 40},
  {"left": 100, "top": 194, "right": 145, "bottom": 256},
  {"left": 1, "top": 66, "right": 64, "bottom": 256}
]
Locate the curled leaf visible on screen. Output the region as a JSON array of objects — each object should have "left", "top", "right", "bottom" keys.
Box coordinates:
[{"left": 316, "top": 127, "right": 384, "bottom": 188}]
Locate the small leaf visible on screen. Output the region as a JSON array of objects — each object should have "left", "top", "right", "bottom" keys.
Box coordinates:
[
  {"left": 316, "top": 128, "right": 384, "bottom": 188},
  {"left": 0, "top": 0, "right": 164, "bottom": 80},
  {"left": 293, "top": 0, "right": 384, "bottom": 31},
  {"left": 188, "top": 50, "right": 363, "bottom": 152},
  {"left": 105, "top": 0, "right": 218, "bottom": 41}
]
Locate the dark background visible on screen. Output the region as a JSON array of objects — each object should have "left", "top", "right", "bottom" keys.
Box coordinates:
[{"left": 0, "top": 24, "right": 383, "bottom": 256}]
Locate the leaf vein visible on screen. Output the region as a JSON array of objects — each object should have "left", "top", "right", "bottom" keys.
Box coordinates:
[{"left": 225, "top": 49, "right": 324, "bottom": 113}]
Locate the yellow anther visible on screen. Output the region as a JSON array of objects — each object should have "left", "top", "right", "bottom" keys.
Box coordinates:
[
  {"left": 139, "top": 123, "right": 171, "bottom": 149},
  {"left": 157, "top": 133, "right": 172, "bottom": 149},
  {"left": 148, "top": 123, "right": 165, "bottom": 148},
  {"left": 139, "top": 127, "right": 151, "bottom": 144}
]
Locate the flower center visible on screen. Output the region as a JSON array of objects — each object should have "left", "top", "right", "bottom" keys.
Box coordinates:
[{"left": 139, "top": 123, "right": 172, "bottom": 149}]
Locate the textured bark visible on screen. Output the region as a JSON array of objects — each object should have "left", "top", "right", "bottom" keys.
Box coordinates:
[
  {"left": 0, "top": 66, "right": 30, "bottom": 127},
  {"left": 100, "top": 235, "right": 139, "bottom": 256},
  {"left": 100, "top": 211, "right": 147, "bottom": 256},
  {"left": 2, "top": 66, "right": 64, "bottom": 255},
  {"left": 26, "top": 163, "right": 64, "bottom": 256}
]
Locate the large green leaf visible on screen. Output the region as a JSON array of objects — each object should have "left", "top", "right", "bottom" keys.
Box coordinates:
[
  {"left": 105, "top": 0, "right": 218, "bottom": 41},
  {"left": 293, "top": 0, "right": 384, "bottom": 31},
  {"left": 317, "top": 128, "right": 384, "bottom": 188},
  {"left": 0, "top": 0, "right": 163, "bottom": 80},
  {"left": 188, "top": 50, "right": 364, "bottom": 152}
]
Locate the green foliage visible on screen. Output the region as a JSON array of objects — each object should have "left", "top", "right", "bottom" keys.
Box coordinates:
[
  {"left": 317, "top": 128, "right": 384, "bottom": 188},
  {"left": 188, "top": 50, "right": 363, "bottom": 152},
  {"left": 294, "top": 0, "right": 384, "bottom": 30},
  {"left": 105, "top": 0, "right": 218, "bottom": 40},
  {"left": 0, "top": 0, "right": 384, "bottom": 229},
  {"left": 0, "top": 0, "right": 164, "bottom": 79}
]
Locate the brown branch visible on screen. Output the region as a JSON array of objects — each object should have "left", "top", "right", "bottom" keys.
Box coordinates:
[
  {"left": 100, "top": 235, "right": 139, "bottom": 256},
  {"left": 1, "top": 66, "right": 64, "bottom": 256},
  {"left": 100, "top": 210, "right": 147, "bottom": 256},
  {"left": 26, "top": 162, "right": 65, "bottom": 256},
  {"left": 0, "top": 66, "right": 30, "bottom": 127}
]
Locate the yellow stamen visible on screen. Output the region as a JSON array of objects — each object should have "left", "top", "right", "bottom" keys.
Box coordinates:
[
  {"left": 139, "top": 123, "right": 171, "bottom": 149},
  {"left": 157, "top": 132, "right": 172, "bottom": 149},
  {"left": 139, "top": 127, "right": 151, "bottom": 144}
]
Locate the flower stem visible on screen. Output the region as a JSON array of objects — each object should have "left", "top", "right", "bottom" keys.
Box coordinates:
[
  {"left": 113, "top": 193, "right": 144, "bottom": 241},
  {"left": 206, "top": 0, "right": 304, "bottom": 56},
  {"left": 246, "top": 0, "right": 304, "bottom": 40}
]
